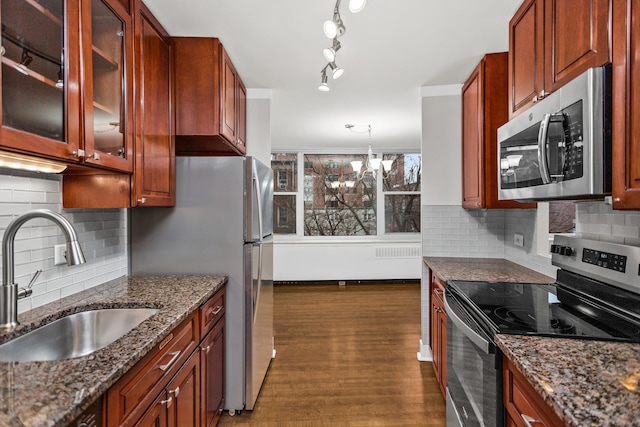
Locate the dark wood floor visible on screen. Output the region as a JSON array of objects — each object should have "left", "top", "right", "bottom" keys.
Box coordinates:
[{"left": 218, "top": 283, "right": 446, "bottom": 426}]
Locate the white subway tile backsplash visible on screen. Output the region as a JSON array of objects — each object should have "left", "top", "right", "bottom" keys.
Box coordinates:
[
  {"left": 0, "top": 170, "right": 128, "bottom": 314},
  {"left": 625, "top": 213, "right": 640, "bottom": 227},
  {"left": 612, "top": 225, "right": 639, "bottom": 239}
]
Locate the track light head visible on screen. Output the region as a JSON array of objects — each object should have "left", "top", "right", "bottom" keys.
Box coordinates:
[
  {"left": 329, "top": 62, "right": 343, "bottom": 79},
  {"left": 323, "top": 39, "right": 341, "bottom": 62},
  {"left": 348, "top": 0, "right": 367, "bottom": 13},
  {"left": 318, "top": 69, "right": 330, "bottom": 91}
]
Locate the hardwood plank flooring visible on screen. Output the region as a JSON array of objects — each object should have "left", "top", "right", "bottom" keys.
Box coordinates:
[{"left": 218, "top": 283, "right": 446, "bottom": 426}]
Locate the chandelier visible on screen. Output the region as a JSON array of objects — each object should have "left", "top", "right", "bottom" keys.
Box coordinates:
[
  {"left": 318, "top": 0, "right": 367, "bottom": 92},
  {"left": 346, "top": 124, "right": 393, "bottom": 179}
]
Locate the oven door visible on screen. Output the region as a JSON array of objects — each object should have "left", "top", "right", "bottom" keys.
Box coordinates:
[{"left": 444, "top": 290, "right": 502, "bottom": 427}]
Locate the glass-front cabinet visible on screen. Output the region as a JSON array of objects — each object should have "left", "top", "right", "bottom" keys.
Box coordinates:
[
  {"left": 81, "top": 0, "right": 133, "bottom": 171},
  {"left": 0, "top": 0, "right": 133, "bottom": 172},
  {"left": 1, "top": 0, "right": 81, "bottom": 159}
]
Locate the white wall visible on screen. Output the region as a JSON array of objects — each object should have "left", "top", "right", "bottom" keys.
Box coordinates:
[
  {"left": 0, "top": 169, "right": 128, "bottom": 313},
  {"left": 246, "top": 89, "right": 272, "bottom": 166}
]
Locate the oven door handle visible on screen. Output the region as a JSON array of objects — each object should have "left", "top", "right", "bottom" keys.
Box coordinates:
[{"left": 443, "top": 292, "right": 492, "bottom": 355}]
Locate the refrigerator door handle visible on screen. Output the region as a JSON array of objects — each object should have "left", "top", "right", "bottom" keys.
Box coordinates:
[
  {"left": 253, "top": 242, "right": 263, "bottom": 325},
  {"left": 252, "top": 165, "right": 264, "bottom": 243}
]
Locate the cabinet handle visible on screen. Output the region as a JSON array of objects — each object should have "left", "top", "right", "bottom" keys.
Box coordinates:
[
  {"left": 522, "top": 414, "right": 542, "bottom": 426},
  {"left": 72, "top": 149, "right": 86, "bottom": 158},
  {"left": 539, "top": 90, "right": 549, "bottom": 99},
  {"left": 169, "top": 386, "right": 180, "bottom": 398},
  {"left": 160, "top": 396, "right": 172, "bottom": 406},
  {"left": 201, "top": 345, "right": 211, "bottom": 354},
  {"left": 87, "top": 153, "right": 101, "bottom": 160},
  {"left": 157, "top": 350, "right": 181, "bottom": 372},
  {"left": 614, "top": 198, "right": 621, "bottom": 203},
  {"left": 138, "top": 198, "right": 147, "bottom": 205},
  {"left": 212, "top": 305, "right": 223, "bottom": 316}
]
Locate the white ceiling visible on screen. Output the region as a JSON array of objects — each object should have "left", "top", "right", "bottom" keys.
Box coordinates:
[{"left": 144, "top": 0, "right": 523, "bottom": 151}]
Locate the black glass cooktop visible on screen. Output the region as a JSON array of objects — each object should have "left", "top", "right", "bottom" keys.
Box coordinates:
[{"left": 448, "top": 277, "right": 640, "bottom": 343}]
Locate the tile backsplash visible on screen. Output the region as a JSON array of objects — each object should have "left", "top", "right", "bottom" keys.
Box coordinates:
[
  {"left": 422, "top": 202, "right": 640, "bottom": 278},
  {"left": 0, "top": 169, "right": 127, "bottom": 313}
]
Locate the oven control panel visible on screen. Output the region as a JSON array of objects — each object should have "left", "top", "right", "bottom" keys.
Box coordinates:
[{"left": 582, "top": 248, "right": 627, "bottom": 273}]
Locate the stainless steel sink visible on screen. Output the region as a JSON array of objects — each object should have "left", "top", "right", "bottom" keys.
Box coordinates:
[{"left": 0, "top": 308, "right": 158, "bottom": 362}]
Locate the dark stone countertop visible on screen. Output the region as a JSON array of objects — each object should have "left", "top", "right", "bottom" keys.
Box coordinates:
[
  {"left": 497, "top": 335, "right": 640, "bottom": 427},
  {"left": 423, "top": 256, "right": 555, "bottom": 284},
  {"left": 0, "top": 274, "right": 227, "bottom": 427}
]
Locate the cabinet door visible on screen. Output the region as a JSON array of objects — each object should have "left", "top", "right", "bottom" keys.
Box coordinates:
[
  {"left": 236, "top": 78, "right": 247, "bottom": 154},
  {"left": 167, "top": 352, "right": 200, "bottom": 427},
  {"left": 0, "top": 0, "right": 82, "bottom": 160},
  {"left": 509, "top": 0, "right": 545, "bottom": 117},
  {"left": 132, "top": 2, "right": 175, "bottom": 207},
  {"left": 462, "top": 65, "right": 483, "bottom": 209},
  {"left": 200, "top": 318, "right": 225, "bottom": 427},
  {"left": 220, "top": 49, "right": 237, "bottom": 145},
  {"left": 81, "top": 0, "right": 134, "bottom": 172},
  {"left": 544, "top": 0, "right": 610, "bottom": 93},
  {"left": 135, "top": 394, "right": 168, "bottom": 427},
  {"left": 612, "top": 0, "right": 640, "bottom": 209}
]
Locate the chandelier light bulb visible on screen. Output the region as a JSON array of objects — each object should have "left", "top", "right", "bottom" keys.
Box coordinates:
[{"left": 348, "top": 0, "right": 367, "bottom": 13}]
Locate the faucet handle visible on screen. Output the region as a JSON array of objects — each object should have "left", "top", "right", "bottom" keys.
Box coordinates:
[{"left": 18, "top": 269, "right": 41, "bottom": 299}]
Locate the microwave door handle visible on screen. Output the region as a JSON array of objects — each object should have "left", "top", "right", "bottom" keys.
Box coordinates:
[{"left": 537, "top": 113, "right": 552, "bottom": 184}]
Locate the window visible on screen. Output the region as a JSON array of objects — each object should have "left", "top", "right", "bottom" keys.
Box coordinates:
[
  {"left": 272, "top": 153, "right": 297, "bottom": 234},
  {"left": 536, "top": 201, "right": 576, "bottom": 256},
  {"left": 271, "top": 151, "right": 421, "bottom": 237},
  {"left": 383, "top": 153, "right": 421, "bottom": 233}
]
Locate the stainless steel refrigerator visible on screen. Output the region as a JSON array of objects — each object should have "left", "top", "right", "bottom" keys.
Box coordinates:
[{"left": 129, "top": 156, "right": 275, "bottom": 414}]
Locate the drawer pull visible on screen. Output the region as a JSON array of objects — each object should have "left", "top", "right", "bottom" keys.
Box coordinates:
[
  {"left": 522, "top": 414, "right": 542, "bottom": 426},
  {"left": 158, "top": 351, "right": 181, "bottom": 372},
  {"left": 210, "top": 305, "right": 223, "bottom": 317},
  {"left": 160, "top": 396, "right": 172, "bottom": 406},
  {"left": 201, "top": 345, "right": 211, "bottom": 354}
]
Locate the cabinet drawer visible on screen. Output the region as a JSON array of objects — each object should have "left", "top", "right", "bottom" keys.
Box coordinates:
[
  {"left": 200, "top": 288, "right": 225, "bottom": 335},
  {"left": 107, "top": 313, "right": 199, "bottom": 426},
  {"left": 503, "top": 357, "right": 564, "bottom": 427}
]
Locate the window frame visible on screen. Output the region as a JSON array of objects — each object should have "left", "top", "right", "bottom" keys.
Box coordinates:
[{"left": 272, "top": 150, "right": 421, "bottom": 242}]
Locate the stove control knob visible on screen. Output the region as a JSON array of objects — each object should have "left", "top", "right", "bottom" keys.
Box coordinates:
[{"left": 551, "top": 244, "right": 573, "bottom": 256}]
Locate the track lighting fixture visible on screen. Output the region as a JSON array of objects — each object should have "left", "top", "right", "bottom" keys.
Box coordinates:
[
  {"left": 318, "top": 69, "right": 330, "bottom": 92},
  {"left": 318, "top": 0, "right": 366, "bottom": 91},
  {"left": 348, "top": 0, "right": 367, "bottom": 13},
  {"left": 328, "top": 62, "right": 343, "bottom": 79},
  {"left": 323, "top": 38, "right": 341, "bottom": 62}
]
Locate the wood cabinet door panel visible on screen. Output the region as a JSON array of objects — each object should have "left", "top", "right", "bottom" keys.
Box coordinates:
[
  {"left": 462, "top": 67, "right": 483, "bottom": 208},
  {"left": 612, "top": 0, "right": 640, "bottom": 208},
  {"left": 237, "top": 79, "right": 247, "bottom": 151},
  {"left": 133, "top": 2, "right": 175, "bottom": 207},
  {"left": 509, "top": 0, "right": 544, "bottom": 117},
  {"left": 134, "top": 395, "right": 168, "bottom": 427},
  {"left": 221, "top": 50, "right": 237, "bottom": 144},
  {"left": 201, "top": 318, "right": 225, "bottom": 427},
  {"left": 167, "top": 352, "right": 200, "bottom": 427},
  {"left": 545, "top": 0, "right": 610, "bottom": 92}
]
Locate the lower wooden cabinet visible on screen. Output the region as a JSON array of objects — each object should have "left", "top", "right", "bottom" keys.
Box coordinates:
[
  {"left": 503, "top": 355, "right": 565, "bottom": 427},
  {"left": 430, "top": 272, "right": 447, "bottom": 399},
  {"left": 106, "top": 287, "right": 225, "bottom": 427}
]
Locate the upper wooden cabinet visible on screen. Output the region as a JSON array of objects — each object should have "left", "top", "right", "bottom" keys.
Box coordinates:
[
  {"left": 131, "top": 1, "right": 175, "bottom": 207},
  {"left": 508, "top": 0, "right": 610, "bottom": 118},
  {"left": 462, "top": 53, "right": 536, "bottom": 209},
  {"left": 173, "top": 37, "right": 247, "bottom": 156},
  {"left": 611, "top": 0, "right": 640, "bottom": 209},
  {"left": 0, "top": 0, "right": 134, "bottom": 172}
]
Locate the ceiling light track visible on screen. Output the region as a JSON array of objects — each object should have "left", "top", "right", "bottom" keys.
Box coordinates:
[{"left": 318, "top": 0, "right": 366, "bottom": 92}]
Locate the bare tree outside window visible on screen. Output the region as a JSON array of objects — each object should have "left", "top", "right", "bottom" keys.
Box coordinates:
[
  {"left": 304, "top": 154, "right": 376, "bottom": 236},
  {"left": 383, "top": 153, "right": 421, "bottom": 233},
  {"left": 272, "top": 153, "right": 297, "bottom": 234}
]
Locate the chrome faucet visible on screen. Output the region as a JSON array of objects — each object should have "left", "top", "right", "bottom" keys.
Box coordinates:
[{"left": 1, "top": 209, "right": 86, "bottom": 329}]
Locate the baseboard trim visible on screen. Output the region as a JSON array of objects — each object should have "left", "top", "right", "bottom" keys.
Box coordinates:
[{"left": 417, "top": 339, "right": 433, "bottom": 362}]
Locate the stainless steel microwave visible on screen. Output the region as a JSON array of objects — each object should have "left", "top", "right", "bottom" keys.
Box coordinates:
[{"left": 497, "top": 66, "right": 611, "bottom": 201}]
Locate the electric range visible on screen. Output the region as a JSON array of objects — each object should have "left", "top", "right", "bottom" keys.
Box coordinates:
[{"left": 444, "top": 235, "right": 640, "bottom": 427}]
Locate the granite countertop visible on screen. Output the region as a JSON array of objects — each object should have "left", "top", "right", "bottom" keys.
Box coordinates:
[
  {"left": 0, "top": 274, "right": 227, "bottom": 427},
  {"left": 497, "top": 335, "right": 640, "bottom": 427},
  {"left": 423, "top": 256, "right": 555, "bottom": 283}
]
